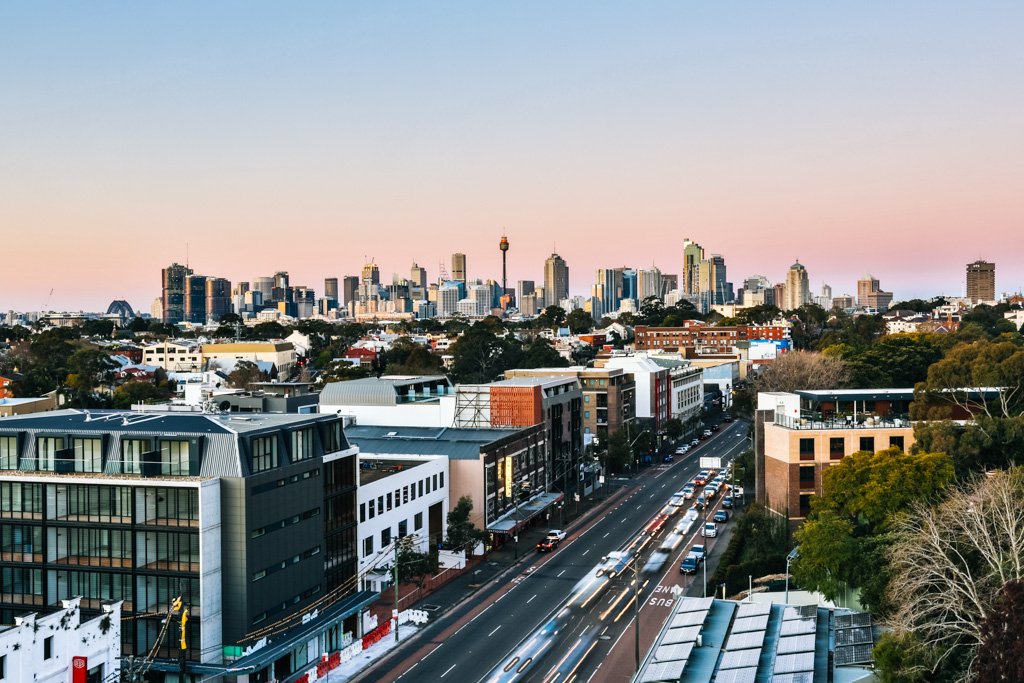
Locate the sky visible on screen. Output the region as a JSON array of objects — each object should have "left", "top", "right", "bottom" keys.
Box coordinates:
[{"left": 2, "top": 2, "right": 1022, "bottom": 312}]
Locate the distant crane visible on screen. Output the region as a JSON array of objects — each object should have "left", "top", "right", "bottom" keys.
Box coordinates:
[{"left": 41, "top": 288, "right": 54, "bottom": 312}]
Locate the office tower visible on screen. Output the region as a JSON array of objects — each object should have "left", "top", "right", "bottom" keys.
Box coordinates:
[
  {"left": 783, "top": 261, "right": 811, "bottom": 311},
  {"left": 451, "top": 253, "right": 467, "bottom": 283},
  {"left": 832, "top": 294, "right": 855, "bottom": 310},
  {"left": 544, "top": 253, "right": 569, "bottom": 308},
  {"left": 410, "top": 262, "right": 428, "bottom": 290},
  {"left": 661, "top": 274, "right": 678, "bottom": 298},
  {"left": 595, "top": 268, "right": 624, "bottom": 315},
  {"left": 252, "top": 276, "right": 274, "bottom": 301},
  {"left": 814, "top": 283, "right": 833, "bottom": 309},
  {"left": 682, "top": 238, "right": 705, "bottom": 296},
  {"left": 637, "top": 268, "right": 663, "bottom": 302},
  {"left": 361, "top": 262, "right": 380, "bottom": 286},
  {"left": 697, "top": 255, "right": 728, "bottom": 311},
  {"left": 233, "top": 281, "right": 250, "bottom": 297},
  {"left": 342, "top": 276, "right": 359, "bottom": 306},
  {"left": 772, "top": 283, "right": 785, "bottom": 308},
  {"left": 622, "top": 269, "right": 638, "bottom": 306},
  {"left": 274, "top": 271, "right": 289, "bottom": 290},
  {"left": 856, "top": 275, "right": 893, "bottom": 311},
  {"left": 161, "top": 262, "right": 193, "bottom": 324},
  {"left": 966, "top": 260, "right": 996, "bottom": 303},
  {"left": 438, "top": 282, "right": 462, "bottom": 317},
  {"left": 205, "top": 277, "right": 232, "bottom": 321},
  {"left": 324, "top": 277, "right": 339, "bottom": 302},
  {"left": 517, "top": 280, "right": 536, "bottom": 305},
  {"left": 181, "top": 274, "right": 207, "bottom": 323}
]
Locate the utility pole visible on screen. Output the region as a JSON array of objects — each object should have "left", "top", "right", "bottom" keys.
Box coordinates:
[
  {"left": 632, "top": 557, "right": 640, "bottom": 672},
  {"left": 703, "top": 502, "right": 709, "bottom": 598},
  {"left": 394, "top": 541, "right": 400, "bottom": 643}
]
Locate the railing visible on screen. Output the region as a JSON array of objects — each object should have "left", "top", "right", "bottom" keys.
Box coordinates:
[{"left": 773, "top": 412, "right": 911, "bottom": 430}]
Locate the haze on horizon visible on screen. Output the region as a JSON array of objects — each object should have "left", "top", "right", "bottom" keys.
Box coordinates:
[{"left": 2, "top": 2, "right": 1022, "bottom": 312}]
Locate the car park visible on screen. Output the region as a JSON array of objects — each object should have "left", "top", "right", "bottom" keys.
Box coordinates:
[
  {"left": 701, "top": 522, "right": 718, "bottom": 538},
  {"left": 680, "top": 553, "right": 700, "bottom": 574},
  {"left": 714, "top": 510, "right": 729, "bottom": 523}
]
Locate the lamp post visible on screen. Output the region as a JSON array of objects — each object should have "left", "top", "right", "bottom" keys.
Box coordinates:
[{"left": 785, "top": 546, "right": 800, "bottom": 604}]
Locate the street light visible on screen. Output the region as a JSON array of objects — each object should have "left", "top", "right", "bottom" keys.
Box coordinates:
[{"left": 784, "top": 546, "right": 800, "bottom": 604}]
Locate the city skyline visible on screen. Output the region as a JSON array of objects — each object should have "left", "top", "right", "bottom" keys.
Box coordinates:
[{"left": 3, "top": 3, "right": 1023, "bottom": 310}]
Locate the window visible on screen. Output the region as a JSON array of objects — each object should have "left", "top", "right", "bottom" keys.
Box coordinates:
[
  {"left": 36, "top": 436, "right": 63, "bottom": 471},
  {"left": 799, "top": 438, "right": 815, "bottom": 460},
  {"left": 799, "top": 465, "right": 816, "bottom": 489},
  {"left": 584, "top": 411, "right": 590, "bottom": 419},
  {"left": 360, "top": 503, "right": 366, "bottom": 523},
  {"left": 43, "top": 636, "right": 53, "bottom": 660},
  {"left": 368, "top": 499, "right": 375, "bottom": 519},
  {"left": 381, "top": 528, "right": 391, "bottom": 547},
  {"left": 414, "top": 512, "right": 423, "bottom": 531},
  {"left": 829, "top": 437, "right": 845, "bottom": 460},
  {"left": 160, "top": 440, "right": 190, "bottom": 476},
  {"left": 402, "top": 486, "right": 409, "bottom": 504},
  {"left": 432, "top": 474, "right": 438, "bottom": 490},
  {"left": 859, "top": 436, "right": 875, "bottom": 453},
  {"left": 250, "top": 436, "right": 277, "bottom": 474},
  {"left": 0, "top": 436, "right": 17, "bottom": 470},
  {"left": 73, "top": 438, "right": 103, "bottom": 473},
  {"left": 121, "top": 439, "right": 149, "bottom": 474},
  {"left": 889, "top": 436, "right": 905, "bottom": 452},
  {"left": 322, "top": 420, "right": 345, "bottom": 453},
  {"left": 252, "top": 570, "right": 266, "bottom": 582},
  {"left": 364, "top": 536, "right": 373, "bottom": 556},
  {"left": 291, "top": 428, "right": 314, "bottom": 462},
  {"left": 398, "top": 520, "right": 408, "bottom": 538},
  {"left": 386, "top": 493, "right": 392, "bottom": 511},
  {"left": 418, "top": 480, "right": 424, "bottom": 497},
  {"left": 440, "top": 472, "right": 444, "bottom": 488}
]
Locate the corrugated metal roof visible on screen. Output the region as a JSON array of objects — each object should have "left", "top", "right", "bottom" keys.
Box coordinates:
[{"left": 346, "top": 424, "right": 526, "bottom": 460}]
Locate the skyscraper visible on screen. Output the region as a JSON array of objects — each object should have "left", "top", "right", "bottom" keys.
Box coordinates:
[
  {"left": 856, "top": 275, "right": 893, "bottom": 311},
  {"left": 252, "top": 277, "right": 274, "bottom": 302},
  {"left": 184, "top": 274, "right": 209, "bottom": 323},
  {"left": 499, "top": 235, "right": 511, "bottom": 307},
  {"left": 544, "top": 253, "right": 569, "bottom": 308},
  {"left": 161, "top": 262, "right": 193, "bottom": 324},
  {"left": 410, "top": 262, "right": 428, "bottom": 290},
  {"left": 595, "top": 268, "right": 624, "bottom": 315},
  {"left": 324, "top": 277, "right": 339, "bottom": 302},
  {"left": 682, "top": 239, "right": 705, "bottom": 296},
  {"left": 636, "top": 267, "right": 663, "bottom": 302},
  {"left": 205, "top": 277, "right": 232, "bottom": 321},
  {"left": 783, "top": 261, "right": 811, "bottom": 311},
  {"left": 451, "top": 253, "right": 467, "bottom": 284},
  {"left": 697, "top": 255, "right": 728, "bottom": 311},
  {"left": 966, "top": 260, "right": 996, "bottom": 303},
  {"left": 342, "top": 276, "right": 359, "bottom": 306}
]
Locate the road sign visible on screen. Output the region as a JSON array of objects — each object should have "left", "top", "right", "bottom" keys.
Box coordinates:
[{"left": 700, "top": 456, "right": 722, "bottom": 469}]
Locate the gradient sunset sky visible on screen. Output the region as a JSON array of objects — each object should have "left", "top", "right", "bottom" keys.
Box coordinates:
[{"left": 2, "top": 2, "right": 1022, "bottom": 312}]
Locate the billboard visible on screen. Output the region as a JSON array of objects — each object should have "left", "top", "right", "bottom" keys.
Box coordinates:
[{"left": 699, "top": 456, "right": 722, "bottom": 469}]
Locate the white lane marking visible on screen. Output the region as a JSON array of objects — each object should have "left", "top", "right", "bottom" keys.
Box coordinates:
[
  {"left": 441, "top": 664, "right": 457, "bottom": 677},
  {"left": 603, "top": 532, "right": 610, "bottom": 538},
  {"left": 558, "top": 569, "right": 566, "bottom": 577},
  {"left": 527, "top": 593, "right": 537, "bottom": 604},
  {"left": 581, "top": 549, "right": 590, "bottom": 557},
  {"left": 488, "top": 625, "right": 502, "bottom": 637}
]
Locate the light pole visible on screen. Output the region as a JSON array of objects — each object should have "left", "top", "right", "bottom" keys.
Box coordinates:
[
  {"left": 628, "top": 428, "right": 649, "bottom": 476},
  {"left": 631, "top": 555, "right": 640, "bottom": 672},
  {"left": 784, "top": 547, "right": 800, "bottom": 604}
]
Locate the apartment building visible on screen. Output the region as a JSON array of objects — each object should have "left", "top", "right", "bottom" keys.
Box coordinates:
[
  {"left": 0, "top": 409, "right": 368, "bottom": 681},
  {"left": 634, "top": 324, "right": 789, "bottom": 354}
]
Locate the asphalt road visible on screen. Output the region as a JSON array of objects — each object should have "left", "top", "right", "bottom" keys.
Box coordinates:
[{"left": 360, "top": 420, "right": 750, "bottom": 683}]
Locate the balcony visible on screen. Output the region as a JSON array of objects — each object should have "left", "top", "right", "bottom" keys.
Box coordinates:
[{"left": 774, "top": 411, "right": 911, "bottom": 431}]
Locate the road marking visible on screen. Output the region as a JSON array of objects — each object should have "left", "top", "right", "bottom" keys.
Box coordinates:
[
  {"left": 488, "top": 625, "right": 502, "bottom": 637},
  {"left": 441, "top": 664, "right": 457, "bottom": 677},
  {"left": 581, "top": 549, "right": 590, "bottom": 557},
  {"left": 527, "top": 593, "right": 537, "bottom": 604},
  {"left": 420, "top": 643, "right": 442, "bottom": 660},
  {"left": 603, "top": 532, "right": 610, "bottom": 538},
  {"left": 558, "top": 569, "right": 566, "bottom": 577}
]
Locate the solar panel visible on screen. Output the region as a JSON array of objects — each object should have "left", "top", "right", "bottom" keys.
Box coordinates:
[
  {"left": 720, "top": 648, "right": 762, "bottom": 670},
  {"left": 731, "top": 614, "right": 770, "bottom": 633},
  {"left": 638, "top": 659, "right": 687, "bottom": 683},
  {"left": 716, "top": 668, "right": 759, "bottom": 683},
  {"left": 778, "top": 619, "right": 817, "bottom": 637},
  {"left": 670, "top": 609, "right": 708, "bottom": 628},
  {"left": 835, "top": 643, "right": 875, "bottom": 665},
  {"left": 735, "top": 602, "right": 772, "bottom": 618},
  {"left": 782, "top": 605, "right": 817, "bottom": 620},
  {"left": 771, "top": 673, "right": 815, "bottom": 683},
  {"left": 776, "top": 634, "right": 816, "bottom": 655},
  {"left": 835, "top": 612, "right": 872, "bottom": 629},
  {"left": 661, "top": 625, "right": 702, "bottom": 645},
  {"left": 835, "top": 625, "right": 873, "bottom": 646},
  {"left": 677, "top": 596, "right": 714, "bottom": 613},
  {"left": 773, "top": 652, "right": 816, "bottom": 674},
  {"left": 725, "top": 630, "right": 766, "bottom": 651},
  {"left": 654, "top": 641, "right": 693, "bottom": 663}
]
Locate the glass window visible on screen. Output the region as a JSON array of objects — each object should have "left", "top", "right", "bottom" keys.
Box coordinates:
[
  {"left": 414, "top": 512, "right": 423, "bottom": 531},
  {"left": 160, "top": 440, "right": 190, "bottom": 476},
  {"left": 889, "top": 436, "right": 905, "bottom": 452},
  {"left": 799, "top": 438, "right": 815, "bottom": 460},
  {"left": 121, "top": 439, "right": 149, "bottom": 475},
  {"left": 386, "top": 493, "right": 392, "bottom": 511},
  {"left": 418, "top": 480, "right": 424, "bottom": 497},
  {"left": 859, "top": 436, "right": 875, "bottom": 453},
  {"left": 0, "top": 436, "right": 18, "bottom": 470},
  {"left": 440, "top": 472, "right": 444, "bottom": 488},
  {"left": 381, "top": 527, "right": 391, "bottom": 547},
  {"left": 403, "top": 486, "right": 409, "bottom": 505},
  {"left": 36, "top": 436, "right": 63, "bottom": 471},
  {"left": 1, "top": 566, "right": 43, "bottom": 605},
  {"left": 250, "top": 436, "right": 277, "bottom": 473},
  {"left": 73, "top": 438, "right": 103, "bottom": 473},
  {"left": 291, "top": 428, "right": 314, "bottom": 462},
  {"left": 829, "top": 437, "right": 845, "bottom": 460},
  {"left": 359, "top": 503, "right": 366, "bottom": 523},
  {"left": 398, "top": 520, "right": 408, "bottom": 538},
  {"left": 363, "top": 536, "right": 373, "bottom": 556},
  {"left": 0, "top": 483, "right": 42, "bottom": 519}
]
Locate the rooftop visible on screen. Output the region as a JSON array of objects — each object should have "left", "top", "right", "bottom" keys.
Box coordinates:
[
  {"left": 359, "top": 457, "right": 433, "bottom": 486},
  {"left": 346, "top": 424, "right": 526, "bottom": 460}
]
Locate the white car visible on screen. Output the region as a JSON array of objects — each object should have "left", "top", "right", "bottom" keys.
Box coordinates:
[
  {"left": 701, "top": 523, "right": 718, "bottom": 538},
  {"left": 683, "top": 488, "right": 695, "bottom": 500},
  {"left": 675, "top": 445, "right": 690, "bottom": 454},
  {"left": 546, "top": 530, "right": 567, "bottom": 542}
]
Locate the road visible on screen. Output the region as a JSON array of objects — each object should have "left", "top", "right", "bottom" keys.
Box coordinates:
[{"left": 357, "top": 419, "right": 750, "bottom": 683}]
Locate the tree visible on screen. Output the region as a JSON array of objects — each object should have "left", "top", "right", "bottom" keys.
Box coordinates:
[
  {"left": 65, "top": 348, "right": 117, "bottom": 397},
  {"left": 886, "top": 469, "right": 1024, "bottom": 683},
  {"left": 251, "top": 321, "right": 288, "bottom": 340},
  {"left": 751, "top": 350, "right": 849, "bottom": 394},
  {"left": 445, "top": 496, "right": 486, "bottom": 551},
  {"left": 227, "top": 360, "right": 268, "bottom": 389},
  {"left": 566, "top": 308, "right": 594, "bottom": 334},
  {"left": 395, "top": 536, "right": 438, "bottom": 588},
  {"left": 605, "top": 430, "right": 632, "bottom": 473},
  {"left": 917, "top": 339, "right": 1024, "bottom": 420},
  {"left": 664, "top": 418, "right": 683, "bottom": 441},
  {"left": 740, "top": 304, "right": 783, "bottom": 325},
  {"left": 80, "top": 319, "right": 116, "bottom": 338},
  {"left": 449, "top": 325, "right": 518, "bottom": 384},
  {"left": 382, "top": 338, "right": 445, "bottom": 376},
  {"left": 519, "top": 337, "right": 568, "bottom": 369},
  {"left": 537, "top": 306, "right": 567, "bottom": 331},
  {"left": 318, "top": 359, "right": 372, "bottom": 384},
  {"left": 112, "top": 381, "right": 172, "bottom": 408},
  {"left": 975, "top": 581, "right": 1024, "bottom": 683}
]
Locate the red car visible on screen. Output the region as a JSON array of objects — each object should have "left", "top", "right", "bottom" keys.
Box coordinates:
[{"left": 536, "top": 538, "right": 559, "bottom": 553}]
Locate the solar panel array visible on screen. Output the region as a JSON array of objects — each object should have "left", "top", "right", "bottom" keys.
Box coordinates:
[
  {"left": 719, "top": 601, "right": 771, "bottom": 681},
  {"left": 771, "top": 607, "right": 818, "bottom": 680},
  {"left": 636, "top": 597, "right": 711, "bottom": 683},
  {"left": 771, "top": 672, "right": 815, "bottom": 683},
  {"left": 835, "top": 611, "right": 875, "bottom": 666}
]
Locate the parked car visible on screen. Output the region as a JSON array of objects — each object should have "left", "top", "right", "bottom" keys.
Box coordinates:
[
  {"left": 663, "top": 453, "right": 674, "bottom": 463},
  {"left": 536, "top": 538, "right": 558, "bottom": 552},
  {"left": 691, "top": 439, "right": 700, "bottom": 446},
  {"left": 714, "top": 510, "right": 729, "bottom": 523},
  {"left": 690, "top": 544, "right": 706, "bottom": 562},
  {"left": 702, "top": 430, "right": 712, "bottom": 438},
  {"left": 680, "top": 553, "right": 700, "bottom": 574},
  {"left": 546, "top": 530, "right": 567, "bottom": 542},
  {"left": 723, "top": 415, "right": 734, "bottom": 422},
  {"left": 701, "top": 522, "right": 718, "bottom": 538},
  {"left": 722, "top": 496, "right": 734, "bottom": 509}
]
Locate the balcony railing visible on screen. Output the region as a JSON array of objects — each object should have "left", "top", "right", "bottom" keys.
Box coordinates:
[{"left": 774, "top": 412, "right": 911, "bottom": 430}]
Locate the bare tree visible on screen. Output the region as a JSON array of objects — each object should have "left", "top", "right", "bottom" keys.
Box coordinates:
[
  {"left": 751, "top": 350, "right": 849, "bottom": 394},
  {"left": 887, "top": 468, "right": 1024, "bottom": 682}
]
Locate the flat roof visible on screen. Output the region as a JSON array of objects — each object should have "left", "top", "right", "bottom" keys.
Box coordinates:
[
  {"left": 346, "top": 424, "right": 526, "bottom": 460},
  {"left": 359, "top": 458, "right": 432, "bottom": 485}
]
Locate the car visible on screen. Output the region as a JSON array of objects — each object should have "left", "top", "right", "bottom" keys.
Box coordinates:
[
  {"left": 707, "top": 469, "right": 718, "bottom": 478},
  {"left": 683, "top": 509, "right": 700, "bottom": 523},
  {"left": 683, "top": 488, "right": 695, "bottom": 500},
  {"left": 691, "top": 439, "right": 700, "bottom": 446},
  {"left": 691, "top": 500, "right": 704, "bottom": 512},
  {"left": 690, "top": 544, "right": 706, "bottom": 562},
  {"left": 675, "top": 444, "right": 690, "bottom": 454},
  {"left": 546, "top": 530, "right": 567, "bottom": 542},
  {"left": 597, "top": 551, "right": 631, "bottom": 577},
  {"left": 723, "top": 415, "right": 734, "bottom": 422},
  {"left": 701, "top": 522, "right": 718, "bottom": 538},
  {"left": 702, "top": 430, "right": 712, "bottom": 438},
  {"left": 714, "top": 510, "right": 729, "bottom": 523},
  {"left": 680, "top": 553, "right": 700, "bottom": 574},
  {"left": 693, "top": 475, "right": 707, "bottom": 486},
  {"left": 646, "top": 514, "right": 669, "bottom": 535},
  {"left": 536, "top": 538, "right": 558, "bottom": 552},
  {"left": 722, "top": 496, "right": 734, "bottom": 509},
  {"left": 663, "top": 454, "right": 674, "bottom": 463},
  {"left": 705, "top": 486, "right": 717, "bottom": 500},
  {"left": 711, "top": 424, "right": 720, "bottom": 432},
  {"left": 669, "top": 493, "right": 686, "bottom": 508}
]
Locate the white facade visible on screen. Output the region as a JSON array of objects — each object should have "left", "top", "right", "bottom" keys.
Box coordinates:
[
  {"left": 357, "top": 456, "right": 449, "bottom": 592},
  {"left": 0, "top": 598, "right": 122, "bottom": 683},
  {"left": 141, "top": 341, "right": 202, "bottom": 372},
  {"left": 321, "top": 397, "right": 457, "bottom": 428}
]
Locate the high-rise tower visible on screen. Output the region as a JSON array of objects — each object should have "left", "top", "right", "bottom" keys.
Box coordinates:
[
  {"left": 499, "top": 235, "right": 512, "bottom": 309},
  {"left": 161, "top": 262, "right": 193, "bottom": 324},
  {"left": 783, "top": 261, "right": 811, "bottom": 311},
  {"left": 966, "top": 260, "right": 995, "bottom": 303},
  {"left": 451, "top": 253, "right": 467, "bottom": 284},
  {"left": 544, "top": 253, "right": 569, "bottom": 308}
]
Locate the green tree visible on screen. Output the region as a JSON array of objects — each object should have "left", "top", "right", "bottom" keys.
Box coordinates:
[
  {"left": 536, "top": 306, "right": 568, "bottom": 331},
  {"left": 917, "top": 339, "right": 1024, "bottom": 419},
  {"left": 449, "top": 325, "right": 518, "bottom": 383},
  {"left": 381, "top": 337, "right": 445, "bottom": 375},
  {"left": 519, "top": 337, "right": 568, "bottom": 369},
  {"left": 80, "top": 319, "right": 116, "bottom": 337},
  {"left": 395, "top": 536, "right": 438, "bottom": 588},
  {"left": 665, "top": 418, "right": 683, "bottom": 441},
  {"left": 251, "top": 321, "right": 288, "bottom": 340},
  {"left": 565, "top": 308, "right": 595, "bottom": 334},
  {"left": 605, "top": 430, "right": 632, "bottom": 473},
  {"left": 66, "top": 348, "right": 117, "bottom": 396},
  {"left": 227, "top": 360, "right": 268, "bottom": 389},
  {"left": 445, "top": 496, "right": 486, "bottom": 551},
  {"left": 112, "top": 381, "right": 173, "bottom": 408}
]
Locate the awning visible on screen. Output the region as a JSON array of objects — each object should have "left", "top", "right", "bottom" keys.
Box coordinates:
[{"left": 487, "top": 491, "right": 564, "bottom": 534}]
